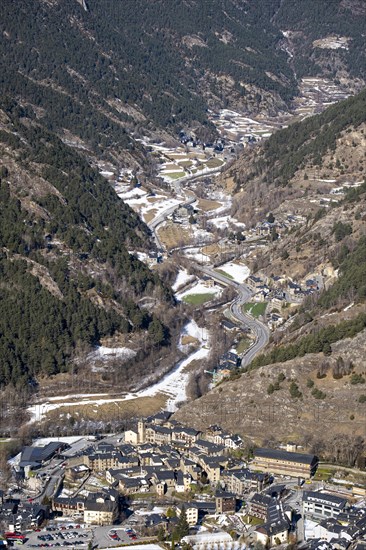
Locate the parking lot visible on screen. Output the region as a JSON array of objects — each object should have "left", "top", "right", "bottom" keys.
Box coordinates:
[
  {"left": 23, "top": 525, "right": 93, "bottom": 548},
  {"left": 22, "top": 524, "right": 141, "bottom": 549},
  {"left": 93, "top": 526, "right": 140, "bottom": 548}
]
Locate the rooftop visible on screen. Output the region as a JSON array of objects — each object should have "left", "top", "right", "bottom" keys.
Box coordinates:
[{"left": 254, "top": 447, "right": 318, "bottom": 465}]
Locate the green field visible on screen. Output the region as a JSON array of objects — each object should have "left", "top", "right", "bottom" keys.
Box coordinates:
[
  {"left": 243, "top": 302, "right": 267, "bottom": 318},
  {"left": 205, "top": 157, "right": 224, "bottom": 168},
  {"left": 183, "top": 293, "right": 216, "bottom": 305},
  {"left": 215, "top": 269, "right": 234, "bottom": 280},
  {"left": 314, "top": 467, "right": 334, "bottom": 481},
  {"left": 165, "top": 172, "right": 185, "bottom": 180},
  {"left": 236, "top": 337, "right": 251, "bottom": 354}
]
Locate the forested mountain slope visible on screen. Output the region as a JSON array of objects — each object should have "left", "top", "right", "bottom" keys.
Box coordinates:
[
  {"left": 0, "top": 0, "right": 294, "bottom": 158},
  {"left": 272, "top": 0, "right": 366, "bottom": 83},
  {"left": 233, "top": 89, "right": 366, "bottom": 190},
  {"left": 0, "top": 98, "right": 175, "bottom": 389},
  {"left": 1, "top": 0, "right": 364, "bottom": 165}
]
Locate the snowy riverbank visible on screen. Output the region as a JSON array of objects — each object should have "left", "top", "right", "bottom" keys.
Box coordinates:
[{"left": 28, "top": 320, "right": 209, "bottom": 422}]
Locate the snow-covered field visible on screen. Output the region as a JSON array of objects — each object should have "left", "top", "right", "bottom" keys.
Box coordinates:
[
  {"left": 217, "top": 261, "right": 250, "bottom": 283},
  {"left": 115, "top": 185, "right": 146, "bottom": 200},
  {"left": 208, "top": 215, "right": 245, "bottom": 230},
  {"left": 172, "top": 269, "right": 195, "bottom": 291},
  {"left": 143, "top": 197, "right": 180, "bottom": 219},
  {"left": 183, "top": 247, "right": 211, "bottom": 264},
  {"left": 115, "top": 183, "right": 181, "bottom": 223},
  {"left": 178, "top": 320, "right": 208, "bottom": 352}
]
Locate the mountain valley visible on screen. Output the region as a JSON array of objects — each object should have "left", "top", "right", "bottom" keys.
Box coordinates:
[{"left": 0, "top": 0, "right": 365, "bottom": 464}]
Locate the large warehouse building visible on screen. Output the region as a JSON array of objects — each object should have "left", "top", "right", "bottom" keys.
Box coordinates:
[{"left": 251, "top": 448, "right": 318, "bottom": 479}]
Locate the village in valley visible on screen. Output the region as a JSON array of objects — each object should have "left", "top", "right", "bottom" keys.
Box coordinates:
[
  {"left": 1, "top": 77, "right": 365, "bottom": 550},
  {"left": 1, "top": 410, "right": 366, "bottom": 550}
]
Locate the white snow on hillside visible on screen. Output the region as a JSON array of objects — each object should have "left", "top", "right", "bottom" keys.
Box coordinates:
[
  {"left": 208, "top": 215, "right": 245, "bottom": 230},
  {"left": 94, "top": 346, "right": 136, "bottom": 359},
  {"left": 28, "top": 320, "right": 210, "bottom": 420},
  {"left": 133, "top": 320, "right": 210, "bottom": 410},
  {"left": 179, "top": 320, "right": 208, "bottom": 350},
  {"left": 141, "top": 197, "right": 180, "bottom": 219},
  {"left": 115, "top": 185, "right": 146, "bottom": 199},
  {"left": 183, "top": 247, "right": 211, "bottom": 263}
]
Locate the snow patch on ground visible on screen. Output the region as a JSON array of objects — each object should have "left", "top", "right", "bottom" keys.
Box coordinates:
[
  {"left": 47, "top": 393, "right": 110, "bottom": 402},
  {"left": 178, "top": 320, "right": 208, "bottom": 351},
  {"left": 94, "top": 346, "right": 136, "bottom": 360},
  {"left": 115, "top": 185, "right": 147, "bottom": 199},
  {"left": 218, "top": 261, "right": 250, "bottom": 283},
  {"left": 28, "top": 321, "right": 210, "bottom": 420},
  {"left": 131, "top": 251, "right": 150, "bottom": 264},
  {"left": 176, "top": 281, "right": 222, "bottom": 302},
  {"left": 142, "top": 197, "right": 181, "bottom": 219},
  {"left": 172, "top": 269, "right": 195, "bottom": 291},
  {"left": 138, "top": 320, "right": 209, "bottom": 410},
  {"left": 208, "top": 215, "right": 245, "bottom": 230},
  {"left": 183, "top": 247, "right": 211, "bottom": 263}
]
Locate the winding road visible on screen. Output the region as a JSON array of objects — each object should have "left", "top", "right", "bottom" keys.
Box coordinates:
[
  {"left": 147, "top": 183, "right": 270, "bottom": 368},
  {"left": 198, "top": 265, "right": 270, "bottom": 368}
]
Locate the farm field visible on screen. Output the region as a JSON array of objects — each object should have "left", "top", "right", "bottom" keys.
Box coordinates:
[
  {"left": 182, "top": 293, "right": 216, "bottom": 305},
  {"left": 243, "top": 302, "right": 268, "bottom": 318},
  {"left": 157, "top": 222, "right": 192, "bottom": 249},
  {"left": 197, "top": 198, "right": 222, "bottom": 211}
]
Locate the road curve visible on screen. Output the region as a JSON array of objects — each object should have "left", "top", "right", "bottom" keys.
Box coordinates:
[
  {"left": 146, "top": 173, "right": 270, "bottom": 368},
  {"left": 147, "top": 197, "right": 196, "bottom": 249},
  {"left": 198, "top": 265, "right": 270, "bottom": 368}
]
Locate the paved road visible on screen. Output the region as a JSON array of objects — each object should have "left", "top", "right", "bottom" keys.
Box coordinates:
[
  {"left": 147, "top": 196, "right": 196, "bottom": 249},
  {"left": 172, "top": 165, "right": 224, "bottom": 195},
  {"left": 198, "top": 265, "right": 270, "bottom": 367},
  {"left": 147, "top": 176, "right": 270, "bottom": 367}
]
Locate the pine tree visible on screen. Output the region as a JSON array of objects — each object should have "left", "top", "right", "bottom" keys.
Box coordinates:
[{"left": 174, "top": 507, "right": 190, "bottom": 541}]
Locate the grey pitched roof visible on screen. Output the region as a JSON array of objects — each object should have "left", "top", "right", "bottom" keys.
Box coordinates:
[
  {"left": 254, "top": 447, "right": 318, "bottom": 465},
  {"left": 20, "top": 442, "right": 66, "bottom": 467},
  {"left": 84, "top": 500, "right": 117, "bottom": 512},
  {"left": 250, "top": 493, "right": 272, "bottom": 507}
]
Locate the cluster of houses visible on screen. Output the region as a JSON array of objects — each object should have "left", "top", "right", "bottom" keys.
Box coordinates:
[
  {"left": 251, "top": 214, "right": 306, "bottom": 239},
  {"left": 2, "top": 414, "right": 366, "bottom": 548},
  {"left": 302, "top": 492, "right": 366, "bottom": 549},
  {"left": 208, "top": 351, "right": 242, "bottom": 384},
  {"left": 46, "top": 415, "right": 321, "bottom": 545},
  {"left": 0, "top": 491, "right": 49, "bottom": 533},
  {"left": 246, "top": 271, "right": 323, "bottom": 325},
  {"left": 178, "top": 131, "right": 225, "bottom": 152}
]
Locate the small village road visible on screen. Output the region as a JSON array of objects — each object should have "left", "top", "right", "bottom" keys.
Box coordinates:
[
  {"left": 147, "top": 172, "right": 270, "bottom": 368},
  {"left": 198, "top": 265, "right": 270, "bottom": 367}
]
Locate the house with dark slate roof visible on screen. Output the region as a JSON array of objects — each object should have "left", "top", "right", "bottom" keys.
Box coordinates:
[{"left": 251, "top": 448, "right": 318, "bottom": 478}]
